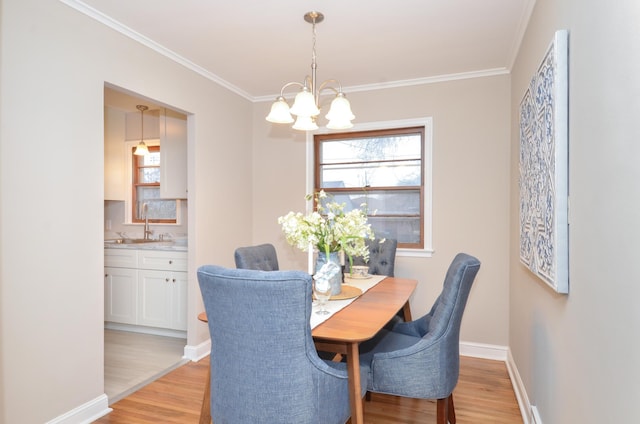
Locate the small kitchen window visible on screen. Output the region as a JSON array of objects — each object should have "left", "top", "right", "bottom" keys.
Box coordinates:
[{"left": 132, "top": 145, "right": 177, "bottom": 223}]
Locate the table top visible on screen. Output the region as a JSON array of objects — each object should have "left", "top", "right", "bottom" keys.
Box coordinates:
[{"left": 311, "top": 277, "right": 417, "bottom": 343}]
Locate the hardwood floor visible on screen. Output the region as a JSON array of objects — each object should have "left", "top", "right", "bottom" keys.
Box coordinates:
[
  {"left": 95, "top": 355, "right": 523, "bottom": 423},
  {"left": 104, "top": 329, "right": 188, "bottom": 404}
]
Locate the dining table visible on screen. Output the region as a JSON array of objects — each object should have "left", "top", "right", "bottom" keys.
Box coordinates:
[{"left": 198, "top": 275, "right": 417, "bottom": 424}]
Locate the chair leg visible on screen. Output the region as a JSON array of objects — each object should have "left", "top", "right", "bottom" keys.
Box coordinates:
[
  {"left": 436, "top": 398, "right": 447, "bottom": 424},
  {"left": 436, "top": 394, "right": 456, "bottom": 424},
  {"left": 448, "top": 393, "right": 456, "bottom": 424},
  {"left": 365, "top": 391, "right": 372, "bottom": 402}
]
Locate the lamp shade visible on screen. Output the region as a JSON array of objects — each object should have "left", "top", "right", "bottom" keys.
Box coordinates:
[
  {"left": 133, "top": 141, "right": 149, "bottom": 156},
  {"left": 326, "top": 117, "right": 354, "bottom": 130},
  {"left": 325, "top": 93, "right": 355, "bottom": 121},
  {"left": 266, "top": 97, "right": 294, "bottom": 124},
  {"left": 289, "top": 88, "right": 320, "bottom": 117},
  {"left": 292, "top": 115, "right": 319, "bottom": 131}
]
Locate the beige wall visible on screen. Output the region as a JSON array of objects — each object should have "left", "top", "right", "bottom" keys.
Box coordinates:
[
  {"left": 0, "top": 0, "right": 252, "bottom": 422},
  {"left": 509, "top": 0, "right": 640, "bottom": 422},
  {"left": 253, "top": 75, "right": 511, "bottom": 346}
]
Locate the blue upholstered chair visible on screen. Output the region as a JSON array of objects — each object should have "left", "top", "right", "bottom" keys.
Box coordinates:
[
  {"left": 197, "top": 265, "right": 366, "bottom": 424},
  {"left": 234, "top": 243, "right": 279, "bottom": 271},
  {"left": 346, "top": 238, "right": 398, "bottom": 277},
  {"left": 358, "top": 253, "right": 481, "bottom": 424}
]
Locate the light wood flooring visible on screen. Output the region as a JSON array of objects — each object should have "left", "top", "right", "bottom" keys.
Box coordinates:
[
  {"left": 95, "top": 355, "right": 523, "bottom": 423},
  {"left": 104, "top": 329, "right": 188, "bottom": 404}
]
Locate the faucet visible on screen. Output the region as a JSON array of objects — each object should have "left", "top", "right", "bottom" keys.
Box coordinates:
[{"left": 142, "top": 203, "right": 152, "bottom": 240}]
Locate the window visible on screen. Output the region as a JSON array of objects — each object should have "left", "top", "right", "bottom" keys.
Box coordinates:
[
  {"left": 315, "top": 126, "right": 425, "bottom": 249},
  {"left": 132, "top": 146, "right": 177, "bottom": 223}
]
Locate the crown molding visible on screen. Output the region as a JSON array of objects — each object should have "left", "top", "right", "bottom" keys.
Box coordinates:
[{"left": 61, "top": 0, "right": 513, "bottom": 104}]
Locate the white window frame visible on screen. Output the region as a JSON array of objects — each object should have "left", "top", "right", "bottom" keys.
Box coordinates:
[{"left": 307, "top": 117, "right": 433, "bottom": 258}]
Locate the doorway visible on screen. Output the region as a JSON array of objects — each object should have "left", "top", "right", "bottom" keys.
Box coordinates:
[{"left": 103, "top": 84, "right": 189, "bottom": 404}]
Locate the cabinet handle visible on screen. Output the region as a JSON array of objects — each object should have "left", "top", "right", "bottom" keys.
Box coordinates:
[
  {"left": 165, "top": 278, "right": 170, "bottom": 282},
  {"left": 172, "top": 278, "right": 176, "bottom": 283},
  {"left": 105, "top": 274, "right": 108, "bottom": 278},
  {"left": 169, "top": 260, "right": 173, "bottom": 264}
]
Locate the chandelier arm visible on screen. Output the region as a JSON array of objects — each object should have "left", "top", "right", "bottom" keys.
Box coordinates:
[
  {"left": 317, "top": 79, "right": 343, "bottom": 97},
  {"left": 278, "top": 81, "right": 306, "bottom": 98}
]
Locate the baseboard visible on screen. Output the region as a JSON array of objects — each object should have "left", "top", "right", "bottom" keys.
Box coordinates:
[
  {"left": 531, "top": 406, "right": 543, "bottom": 424},
  {"left": 184, "top": 337, "right": 211, "bottom": 362},
  {"left": 45, "top": 394, "right": 112, "bottom": 424},
  {"left": 506, "top": 348, "right": 535, "bottom": 424},
  {"left": 104, "top": 322, "right": 187, "bottom": 339},
  {"left": 460, "top": 340, "right": 508, "bottom": 361}
]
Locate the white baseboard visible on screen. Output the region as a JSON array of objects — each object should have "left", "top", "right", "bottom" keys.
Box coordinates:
[
  {"left": 184, "top": 337, "right": 211, "bottom": 362},
  {"left": 45, "top": 394, "right": 112, "bottom": 424},
  {"left": 531, "top": 406, "right": 543, "bottom": 424},
  {"left": 105, "top": 322, "right": 187, "bottom": 339},
  {"left": 460, "top": 341, "right": 508, "bottom": 361},
  {"left": 506, "top": 348, "right": 535, "bottom": 424}
]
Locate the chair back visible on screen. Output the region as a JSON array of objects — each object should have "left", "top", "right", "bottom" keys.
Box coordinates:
[
  {"left": 197, "top": 265, "right": 353, "bottom": 423},
  {"left": 234, "top": 243, "right": 279, "bottom": 271},
  {"left": 348, "top": 238, "right": 397, "bottom": 276}
]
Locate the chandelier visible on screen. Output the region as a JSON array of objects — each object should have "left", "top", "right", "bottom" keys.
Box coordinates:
[{"left": 266, "top": 11, "right": 355, "bottom": 131}]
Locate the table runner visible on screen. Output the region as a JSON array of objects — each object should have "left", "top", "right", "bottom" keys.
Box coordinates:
[{"left": 310, "top": 274, "right": 386, "bottom": 329}]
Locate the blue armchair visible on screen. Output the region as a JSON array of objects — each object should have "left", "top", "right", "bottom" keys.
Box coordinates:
[
  {"left": 197, "top": 265, "right": 366, "bottom": 423},
  {"left": 358, "top": 253, "right": 481, "bottom": 424},
  {"left": 234, "top": 243, "right": 279, "bottom": 271}
]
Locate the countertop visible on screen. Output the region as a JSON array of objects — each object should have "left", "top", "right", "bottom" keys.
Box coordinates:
[{"left": 104, "top": 239, "right": 188, "bottom": 252}]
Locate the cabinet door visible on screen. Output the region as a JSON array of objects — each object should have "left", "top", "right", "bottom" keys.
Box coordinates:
[
  {"left": 170, "top": 271, "right": 188, "bottom": 331},
  {"left": 160, "top": 109, "right": 187, "bottom": 199},
  {"left": 104, "top": 267, "right": 137, "bottom": 324},
  {"left": 104, "top": 107, "right": 127, "bottom": 201},
  {"left": 137, "top": 269, "right": 172, "bottom": 328}
]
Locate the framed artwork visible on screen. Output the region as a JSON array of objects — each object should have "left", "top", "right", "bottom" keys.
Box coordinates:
[{"left": 519, "top": 30, "right": 569, "bottom": 294}]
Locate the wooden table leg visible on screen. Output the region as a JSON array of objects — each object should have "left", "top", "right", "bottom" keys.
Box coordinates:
[
  {"left": 402, "top": 300, "right": 413, "bottom": 322},
  {"left": 346, "top": 342, "right": 364, "bottom": 424},
  {"left": 199, "top": 363, "right": 211, "bottom": 424}
]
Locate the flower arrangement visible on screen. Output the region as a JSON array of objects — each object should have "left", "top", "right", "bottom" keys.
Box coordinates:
[{"left": 278, "top": 190, "right": 375, "bottom": 263}]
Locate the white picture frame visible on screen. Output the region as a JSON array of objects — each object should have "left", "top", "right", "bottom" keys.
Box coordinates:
[{"left": 519, "top": 30, "right": 569, "bottom": 294}]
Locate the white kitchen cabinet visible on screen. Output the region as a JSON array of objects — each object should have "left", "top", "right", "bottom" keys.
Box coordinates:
[
  {"left": 104, "top": 106, "right": 127, "bottom": 201},
  {"left": 104, "top": 248, "right": 187, "bottom": 332},
  {"left": 104, "top": 266, "right": 137, "bottom": 324},
  {"left": 160, "top": 109, "right": 187, "bottom": 199},
  {"left": 137, "top": 269, "right": 187, "bottom": 331}
]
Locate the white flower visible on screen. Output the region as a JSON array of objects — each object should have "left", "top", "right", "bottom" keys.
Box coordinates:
[{"left": 278, "top": 191, "right": 375, "bottom": 262}]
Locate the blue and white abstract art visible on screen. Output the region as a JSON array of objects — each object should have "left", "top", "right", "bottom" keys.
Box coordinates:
[{"left": 519, "top": 30, "right": 569, "bottom": 294}]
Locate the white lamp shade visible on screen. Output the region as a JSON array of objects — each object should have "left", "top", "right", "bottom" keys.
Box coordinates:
[
  {"left": 325, "top": 93, "right": 355, "bottom": 121},
  {"left": 133, "top": 142, "right": 149, "bottom": 156},
  {"left": 289, "top": 88, "right": 320, "bottom": 117},
  {"left": 326, "top": 117, "right": 354, "bottom": 130},
  {"left": 266, "top": 97, "right": 294, "bottom": 123},
  {"left": 292, "top": 115, "right": 319, "bottom": 131}
]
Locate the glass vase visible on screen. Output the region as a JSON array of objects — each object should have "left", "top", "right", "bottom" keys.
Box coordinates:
[{"left": 315, "top": 251, "right": 343, "bottom": 295}]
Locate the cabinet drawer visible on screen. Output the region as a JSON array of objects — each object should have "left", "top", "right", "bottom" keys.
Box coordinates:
[
  {"left": 104, "top": 249, "right": 138, "bottom": 268},
  {"left": 138, "top": 250, "right": 187, "bottom": 272}
]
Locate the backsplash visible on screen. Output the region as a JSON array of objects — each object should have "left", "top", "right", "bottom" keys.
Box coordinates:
[{"left": 104, "top": 199, "right": 188, "bottom": 242}]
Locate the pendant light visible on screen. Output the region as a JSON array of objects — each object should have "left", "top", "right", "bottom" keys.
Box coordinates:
[{"left": 133, "top": 105, "right": 149, "bottom": 156}]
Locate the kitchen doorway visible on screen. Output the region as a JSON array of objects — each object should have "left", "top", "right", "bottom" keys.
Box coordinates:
[{"left": 103, "top": 84, "right": 189, "bottom": 404}]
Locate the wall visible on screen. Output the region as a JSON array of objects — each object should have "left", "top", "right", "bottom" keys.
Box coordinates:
[
  {"left": 253, "top": 75, "right": 512, "bottom": 348},
  {"left": 0, "top": 0, "right": 253, "bottom": 422},
  {"left": 509, "top": 0, "right": 640, "bottom": 422}
]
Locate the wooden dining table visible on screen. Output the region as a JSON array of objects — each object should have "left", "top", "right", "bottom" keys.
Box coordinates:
[
  {"left": 312, "top": 276, "right": 416, "bottom": 424},
  {"left": 198, "top": 276, "right": 417, "bottom": 424}
]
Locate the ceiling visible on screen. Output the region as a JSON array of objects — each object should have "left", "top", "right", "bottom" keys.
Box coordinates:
[{"left": 81, "top": 0, "right": 535, "bottom": 110}]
